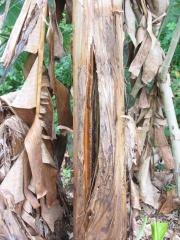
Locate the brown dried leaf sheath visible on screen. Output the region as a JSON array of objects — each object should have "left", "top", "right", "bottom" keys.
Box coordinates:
[
  {"left": 1, "top": 152, "right": 24, "bottom": 203},
  {"left": 0, "top": 0, "right": 66, "bottom": 237},
  {"left": 154, "top": 127, "right": 174, "bottom": 170},
  {"left": 55, "top": 80, "right": 73, "bottom": 129},
  {"left": 47, "top": 6, "right": 72, "bottom": 130},
  {"left": 1, "top": 0, "right": 44, "bottom": 68},
  {"left": 25, "top": 117, "right": 47, "bottom": 199}
]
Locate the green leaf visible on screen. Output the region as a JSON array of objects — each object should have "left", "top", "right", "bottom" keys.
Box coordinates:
[
  {"left": 151, "top": 222, "right": 168, "bottom": 240},
  {"left": 163, "top": 183, "right": 176, "bottom": 192},
  {"left": 3, "top": 0, "right": 23, "bottom": 27}
]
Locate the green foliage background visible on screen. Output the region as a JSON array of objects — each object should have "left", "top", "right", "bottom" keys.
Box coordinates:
[
  {"left": 160, "top": 0, "right": 180, "bottom": 125},
  {"left": 0, "top": 2, "right": 72, "bottom": 94}
]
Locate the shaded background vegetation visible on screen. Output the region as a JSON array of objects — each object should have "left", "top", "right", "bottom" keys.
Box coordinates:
[{"left": 159, "top": 0, "right": 180, "bottom": 125}]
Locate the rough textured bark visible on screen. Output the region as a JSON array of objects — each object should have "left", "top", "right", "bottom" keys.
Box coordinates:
[{"left": 73, "top": 1, "right": 126, "bottom": 239}]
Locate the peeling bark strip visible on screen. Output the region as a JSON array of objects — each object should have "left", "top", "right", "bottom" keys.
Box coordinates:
[{"left": 73, "top": 1, "right": 126, "bottom": 239}]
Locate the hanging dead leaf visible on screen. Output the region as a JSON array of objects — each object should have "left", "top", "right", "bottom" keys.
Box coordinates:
[
  {"left": 24, "top": 12, "right": 42, "bottom": 54},
  {"left": 142, "top": 42, "right": 163, "bottom": 84},
  {"left": 0, "top": 190, "right": 28, "bottom": 240},
  {"left": 160, "top": 189, "right": 179, "bottom": 214},
  {"left": 0, "top": 1, "right": 65, "bottom": 239},
  {"left": 0, "top": 121, "right": 12, "bottom": 179},
  {"left": 40, "top": 198, "right": 63, "bottom": 232},
  {"left": 0, "top": 189, "right": 15, "bottom": 211},
  {"left": 23, "top": 200, "right": 33, "bottom": 214},
  {"left": 0, "top": 151, "right": 25, "bottom": 204},
  {"left": 25, "top": 117, "right": 47, "bottom": 199},
  {"left": 9, "top": 57, "right": 40, "bottom": 125},
  {"left": 1, "top": 0, "right": 44, "bottom": 68},
  {"left": 11, "top": 57, "right": 38, "bottom": 109},
  {"left": 0, "top": 214, "right": 12, "bottom": 240},
  {"left": 136, "top": 27, "right": 146, "bottom": 46},
  {"left": 136, "top": 127, "right": 148, "bottom": 155},
  {"left": 0, "top": 91, "right": 16, "bottom": 105},
  {"left": 130, "top": 0, "right": 142, "bottom": 22},
  {"left": 21, "top": 209, "right": 37, "bottom": 232},
  {"left": 130, "top": 76, "right": 143, "bottom": 99},
  {"left": 41, "top": 142, "right": 57, "bottom": 207},
  {"left": 35, "top": 216, "right": 50, "bottom": 238},
  {"left": 32, "top": 236, "right": 45, "bottom": 240},
  {"left": 147, "top": 10, "right": 157, "bottom": 47},
  {"left": 43, "top": 164, "right": 58, "bottom": 207},
  {"left": 25, "top": 117, "right": 58, "bottom": 206},
  {"left": 150, "top": 0, "right": 169, "bottom": 16},
  {"left": 40, "top": 86, "right": 55, "bottom": 139},
  {"left": 154, "top": 117, "right": 167, "bottom": 127},
  {"left": 1, "top": 0, "right": 31, "bottom": 67},
  {"left": 125, "top": 0, "right": 137, "bottom": 47},
  {"left": 55, "top": 80, "right": 73, "bottom": 129},
  {"left": 23, "top": 151, "right": 40, "bottom": 209},
  {"left": 129, "top": 36, "right": 152, "bottom": 78},
  {"left": 153, "top": 171, "right": 173, "bottom": 189},
  {"left": 136, "top": 16, "right": 146, "bottom": 45},
  {"left": 3, "top": 209, "right": 29, "bottom": 239},
  {"left": 54, "top": 26, "right": 65, "bottom": 59},
  {"left": 47, "top": 9, "right": 65, "bottom": 60},
  {"left": 41, "top": 141, "right": 53, "bottom": 165},
  {"left": 5, "top": 116, "right": 28, "bottom": 159},
  {"left": 154, "top": 127, "right": 174, "bottom": 170},
  {"left": 139, "top": 88, "right": 150, "bottom": 108},
  {"left": 24, "top": 54, "right": 37, "bottom": 79},
  {"left": 136, "top": 109, "right": 149, "bottom": 125},
  {"left": 137, "top": 147, "right": 160, "bottom": 209}
]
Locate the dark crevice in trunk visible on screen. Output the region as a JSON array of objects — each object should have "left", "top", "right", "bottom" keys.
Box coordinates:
[
  {"left": 83, "top": 50, "right": 100, "bottom": 231},
  {"left": 90, "top": 54, "right": 100, "bottom": 194}
]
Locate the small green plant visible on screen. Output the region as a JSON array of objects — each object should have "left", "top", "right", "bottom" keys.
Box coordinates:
[
  {"left": 163, "top": 183, "right": 176, "bottom": 192},
  {"left": 62, "top": 167, "right": 72, "bottom": 187},
  {"left": 151, "top": 222, "right": 168, "bottom": 240},
  {"left": 155, "top": 163, "right": 165, "bottom": 172}
]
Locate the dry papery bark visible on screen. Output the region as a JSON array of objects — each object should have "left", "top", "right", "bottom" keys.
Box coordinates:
[
  {"left": 125, "top": 0, "right": 180, "bottom": 238},
  {"left": 0, "top": 0, "right": 72, "bottom": 239}
]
